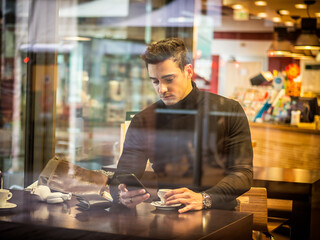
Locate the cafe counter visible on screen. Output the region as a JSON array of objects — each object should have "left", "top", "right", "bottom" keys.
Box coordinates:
[{"left": 249, "top": 122, "right": 320, "bottom": 170}]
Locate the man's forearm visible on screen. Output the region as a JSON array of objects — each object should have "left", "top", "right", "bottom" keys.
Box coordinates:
[{"left": 204, "top": 168, "right": 252, "bottom": 208}]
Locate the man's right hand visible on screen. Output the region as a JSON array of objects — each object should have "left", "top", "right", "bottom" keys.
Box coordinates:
[{"left": 118, "top": 184, "right": 150, "bottom": 208}]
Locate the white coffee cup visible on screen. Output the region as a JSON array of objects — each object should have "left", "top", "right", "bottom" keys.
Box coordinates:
[
  {"left": 0, "top": 189, "right": 12, "bottom": 207},
  {"left": 157, "top": 189, "right": 171, "bottom": 205}
]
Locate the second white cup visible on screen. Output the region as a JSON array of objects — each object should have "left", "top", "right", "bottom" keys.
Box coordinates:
[{"left": 157, "top": 189, "right": 171, "bottom": 205}]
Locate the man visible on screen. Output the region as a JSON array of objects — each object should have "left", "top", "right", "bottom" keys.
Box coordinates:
[{"left": 112, "top": 38, "right": 253, "bottom": 214}]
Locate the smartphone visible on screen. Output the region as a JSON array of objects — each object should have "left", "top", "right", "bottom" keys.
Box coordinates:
[{"left": 116, "top": 173, "right": 149, "bottom": 194}]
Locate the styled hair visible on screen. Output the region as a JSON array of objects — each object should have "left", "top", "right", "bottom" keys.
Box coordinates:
[{"left": 141, "top": 38, "right": 191, "bottom": 71}]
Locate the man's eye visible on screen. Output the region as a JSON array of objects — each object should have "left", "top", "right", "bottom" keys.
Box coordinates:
[
  {"left": 152, "top": 80, "right": 159, "bottom": 85},
  {"left": 165, "top": 79, "right": 173, "bottom": 83}
]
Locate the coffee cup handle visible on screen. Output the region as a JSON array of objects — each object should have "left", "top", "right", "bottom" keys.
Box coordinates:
[{"left": 7, "top": 192, "right": 12, "bottom": 200}]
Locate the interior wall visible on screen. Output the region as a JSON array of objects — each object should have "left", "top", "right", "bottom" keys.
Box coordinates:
[{"left": 211, "top": 39, "right": 270, "bottom": 97}]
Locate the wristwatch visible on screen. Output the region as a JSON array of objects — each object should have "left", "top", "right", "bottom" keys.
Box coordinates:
[{"left": 201, "top": 192, "right": 212, "bottom": 209}]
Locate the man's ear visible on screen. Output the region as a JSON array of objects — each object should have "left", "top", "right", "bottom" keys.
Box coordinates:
[{"left": 185, "top": 64, "right": 193, "bottom": 79}]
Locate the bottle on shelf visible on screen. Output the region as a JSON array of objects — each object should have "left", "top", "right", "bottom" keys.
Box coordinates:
[{"left": 273, "top": 72, "right": 283, "bottom": 91}]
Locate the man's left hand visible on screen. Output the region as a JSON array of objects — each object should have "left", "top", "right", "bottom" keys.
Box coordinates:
[{"left": 164, "top": 188, "right": 203, "bottom": 214}]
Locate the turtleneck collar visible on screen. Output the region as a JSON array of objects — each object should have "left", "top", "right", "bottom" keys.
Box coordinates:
[{"left": 158, "top": 81, "right": 200, "bottom": 110}]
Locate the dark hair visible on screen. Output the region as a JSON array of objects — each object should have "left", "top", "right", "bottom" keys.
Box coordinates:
[{"left": 141, "top": 38, "right": 191, "bottom": 71}]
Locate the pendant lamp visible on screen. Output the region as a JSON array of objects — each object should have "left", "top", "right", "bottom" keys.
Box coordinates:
[
  {"left": 268, "top": 27, "right": 292, "bottom": 56},
  {"left": 294, "top": 18, "right": 320, "bottom": 50}
]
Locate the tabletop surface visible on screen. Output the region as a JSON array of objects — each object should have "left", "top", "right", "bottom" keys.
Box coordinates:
[{"left": 0, "top": 190, "right": 253, "bottom": 240}]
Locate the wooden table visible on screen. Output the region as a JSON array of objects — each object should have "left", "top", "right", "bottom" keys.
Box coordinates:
[
  {"left": 0, "top": 190, "right": 253, "bottom": 240},
  {"left": 253, "top": 166, "right": 320, "bottom": 240}
]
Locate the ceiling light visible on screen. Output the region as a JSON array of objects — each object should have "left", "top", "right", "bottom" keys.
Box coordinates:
[
  {"left": 279, "top": 10, "right": 290, "bottom": 15},
  {"left": 233, "top": 8, "right": 249, "bottom": 21},
  {"left": 285, "top": 21, "right": 294, "bottom": 27},
  {"left": 295, "top": 35, "right": 320, "bottom": 50},
  {"left": 232, "top": 4, "right": 243, "bottom": 10},
  {"left": 255, "top": 1, "right": 267, "bottom": 6},
  {"left": 272, "top": 17, "right": 282, "bottom": 23},
  {"left": 257, "top": 12, "right": 267, "bottom": 18},
  {"left": 294, "top": 18, "right": 320, "bottom": 50},
  {"left": 295, "top": 4, "right": 307, "bottom": 9}
]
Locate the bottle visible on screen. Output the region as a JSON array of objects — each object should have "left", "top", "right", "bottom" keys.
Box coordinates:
[
  {"left": 273, "top": 73, "right": 283, "bottom": 90},
  {"left": 291, "top": 110, "right": 301, "bottom": 125}
]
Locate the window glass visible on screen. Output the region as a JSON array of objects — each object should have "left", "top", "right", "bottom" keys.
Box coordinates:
[{"left": 0, "top": 0, "right": 319, "bottom": 201}]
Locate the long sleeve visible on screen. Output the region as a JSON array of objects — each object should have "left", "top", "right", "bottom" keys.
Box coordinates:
[
  {"left": 205, "top": 100, "right": 253, "bottom": 209},
  {"left": 116, "top": 115, "right": 149, "bottom": 179},
  {"left": 109, "top": 113, "right": 150, "bottom": 201}
]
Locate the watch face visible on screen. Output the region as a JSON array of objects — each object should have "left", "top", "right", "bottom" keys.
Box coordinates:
[
  {"left": 204, "top": 198, "right": 211, "bottom": 207},
  {"left": 202, "top": 193, "right": 212, "bottom": 209}
]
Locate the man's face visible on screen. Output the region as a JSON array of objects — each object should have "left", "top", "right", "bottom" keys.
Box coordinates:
[{"left": 148, "top": 59, "right": 193, "bottom": 106}]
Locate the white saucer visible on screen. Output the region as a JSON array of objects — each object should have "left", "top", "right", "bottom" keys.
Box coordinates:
[
  {"left": 0, "top": 202, "right": 17, "bottom": 210},
  {"left": 151, "top": 201, "right": 181, "bottom": 210}
]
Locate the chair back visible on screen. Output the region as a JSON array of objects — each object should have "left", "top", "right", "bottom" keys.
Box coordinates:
[{"left": 237, "top": 187, "right": 268, "bottom": 232}]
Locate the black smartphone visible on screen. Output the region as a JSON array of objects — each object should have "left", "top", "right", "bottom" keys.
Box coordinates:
[{"left": 116, "top": 173, "right": 149, "bottom": 194}]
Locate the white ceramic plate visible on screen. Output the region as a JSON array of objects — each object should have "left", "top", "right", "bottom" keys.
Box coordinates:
[
  {"left": 0, "top": 202, "right": 17, "bottom": 210},
  {"left": 151, "top": 201, "right": 181, "bottom": 210}
]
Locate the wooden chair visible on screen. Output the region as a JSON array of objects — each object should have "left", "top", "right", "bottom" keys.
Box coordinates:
[{"left": 236, "top": 187, "right": 274, "bottom": 240}]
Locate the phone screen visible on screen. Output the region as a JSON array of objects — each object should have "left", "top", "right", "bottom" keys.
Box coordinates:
[{"left": 116, "top": 173, "right": 149, "bottom": 194}]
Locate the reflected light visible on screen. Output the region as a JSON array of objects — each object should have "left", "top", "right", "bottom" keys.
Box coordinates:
[
  {"left": 24, "top": 57, "right": 30, "bottom": 63},
  {"left": 202, "top": 215, "right": 207, "bottom": 229},
  {"left": 63, "top": 36, "right": 91, "bottom": 41},
  {"left": 232, "top": 4, "right": 243, "bottom": 10},
  {"left": 196, "top": 49, "right": 202, "bottom": 59},
  {"left": 168, "top": 17, "right": 194, "bottom": 23},
  {"left": 315, "top": 12, "right": 320, "bottom": 17}
]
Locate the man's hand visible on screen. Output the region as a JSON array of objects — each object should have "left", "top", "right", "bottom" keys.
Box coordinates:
[
  {"left": 118, "top": 184, "right": 150, "bottom": 208},
  {"left": 164, "top": 188, "right": 203, "bottom": 214}
]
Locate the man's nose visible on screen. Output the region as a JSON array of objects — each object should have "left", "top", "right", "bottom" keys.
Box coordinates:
[{"left": 159, "top": 83, "right": 168, "bottom": 94}]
